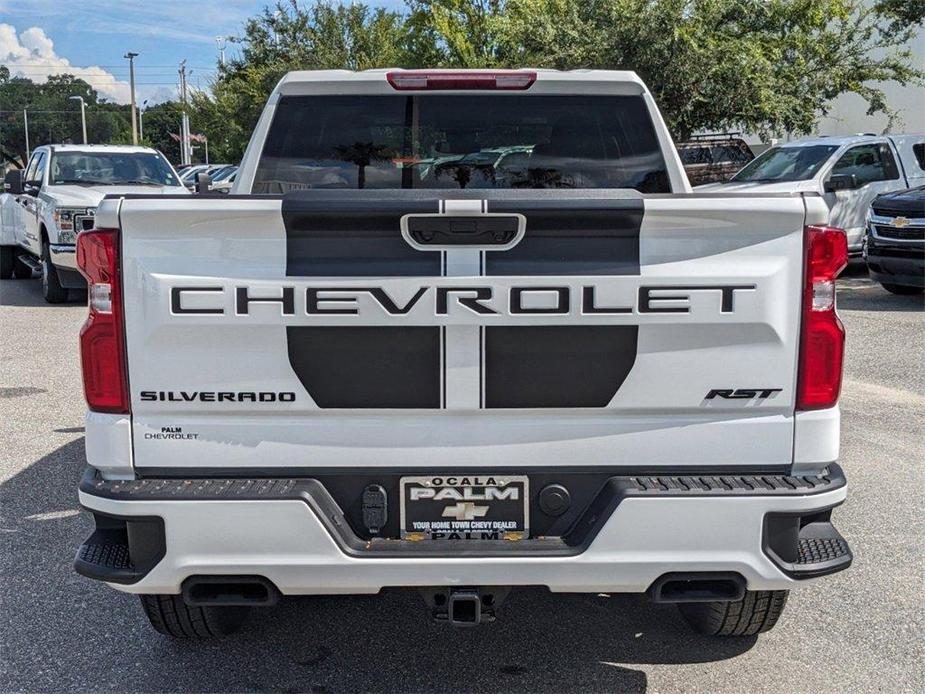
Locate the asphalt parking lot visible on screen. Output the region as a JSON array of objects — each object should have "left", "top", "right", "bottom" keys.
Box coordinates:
[{"left": 1, "top": 263, "right": 923, "bottom": 693}]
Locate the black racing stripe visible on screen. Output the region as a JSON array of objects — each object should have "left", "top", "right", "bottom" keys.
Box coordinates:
[
  {"left": 280, "top": 192, "right": 643, "bottom": 409},
  {"left": 485, "top": 199, "right": 642, "bottom": 276},
  {"left": 484, "top": 326, "right": 639, "bottom": 408},
  {"left": 281, "top": 193, "right": 440, "bottom": 277},
  {"left": 282, "top": 192, "right": 443, "bottom": 408},
  {"left": 287, "top": 327, "right": 440, "bottom": 408},
  {"left": 483, "top": 197, "right": 642, "bottom": 407}
]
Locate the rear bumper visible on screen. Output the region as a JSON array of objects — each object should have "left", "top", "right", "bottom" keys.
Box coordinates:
[
  {"left": 864, "top": 230, "right": 925, "bottom": 288},
  {"left": 76, "top": 466, "right": 851, "bottom": 595},
  {"left": 865, "top": 252, "right": 925, "bottom": 288}
]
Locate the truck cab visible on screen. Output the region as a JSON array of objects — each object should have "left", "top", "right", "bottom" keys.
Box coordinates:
[
  {"left": 0, "top": 144, "right": 187, "bottom": 302},
  {"left": 698, "top": 134, "right": 925, "bottom": 253}
]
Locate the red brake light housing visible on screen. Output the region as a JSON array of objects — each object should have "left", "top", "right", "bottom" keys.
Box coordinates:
[
  {"left": 386, "top": 70, "right": 537, "bottom": 91},
  {"left": 76, "top": 229, "right": 129, "bottom": 413},
  {"left": 797, "top": 225, "right": 848, "bottom": 410}
]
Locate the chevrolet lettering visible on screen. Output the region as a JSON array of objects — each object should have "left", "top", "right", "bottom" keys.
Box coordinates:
[{"left": 169, "top": 283, "right": 757, "bottom": 319}]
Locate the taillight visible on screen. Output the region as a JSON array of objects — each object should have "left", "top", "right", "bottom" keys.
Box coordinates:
[
  {"left": 386, "top": 70, "right": 536, "bottom": 91},
  {"left": 797, "top": 225, "right": 848, "bottom": 410},
  {"left": 76, "top": 229, "right": 129, "bottom": 413}
]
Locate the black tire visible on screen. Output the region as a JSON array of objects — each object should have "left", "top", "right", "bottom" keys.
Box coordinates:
[
  {"left": 139, "top": 594, "right": 250, "bottom": 638},
  {"left": 69, "top": 287, "right": 88, "bottom": 303},
  {"left": 41, "top": 243, "right": 68, "bottom": 303},
  {"left": 678, "top": 590, "right": 789, "bottom": 636},
  {"left": 880, "top": 283, "right": 923, "bottom": 295},
  {"left": 0, "top": 245, "right": 13, "bottom": 279}
]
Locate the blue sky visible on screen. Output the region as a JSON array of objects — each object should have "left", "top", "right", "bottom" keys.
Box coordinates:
[{"left": 0, "top": 0, "right": 403, "bottom": 103}]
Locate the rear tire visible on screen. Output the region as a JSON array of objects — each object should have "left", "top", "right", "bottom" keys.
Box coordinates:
[
  {"left": 881, "top": 283, "right": 923, "bottom": 295},
  {"left": 678, "top": 590, "right": 789, "bottom": 636},
  {"left": 0, "top": 246, "right": 13, "bottom": 279},
  {"left": 41, "top": 243, "right": 68, "bottom": 303},
  {"left": 139, "top": 594, "right": 251, "bottom": 638}
]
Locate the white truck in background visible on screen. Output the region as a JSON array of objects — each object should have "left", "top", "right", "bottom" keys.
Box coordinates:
[
  {"left": 0, "top": 145, "right": 187, "bottom": 302},
  {"left": 698, "top": 134, "right": 925, "bottom": 253},
  {"left": 72, "top": 69, "right": 852, "bottom": 640}
]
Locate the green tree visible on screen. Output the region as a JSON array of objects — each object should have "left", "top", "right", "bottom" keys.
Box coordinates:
[
  {"left": 1, "top": 68, "right": 131, "bottom": 167},
  {"left": 139, "top": 101, "right": 185, "bottom": 163},
  {"left": 191, "top": 0, "right": 923, "bottom": 157},
  {"left": 494, "top": 0, "right": 924, "bottom": 138},
  {"left": 190, "top": 0, "right": 413, "bottom": 162},
  {"left": 405, "top": 0, "right": 505, "bottom": 66}
]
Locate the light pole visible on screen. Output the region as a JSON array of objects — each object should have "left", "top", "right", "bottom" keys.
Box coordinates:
[
  {"left": 23, "top": 109, "right": 30, "bottom": 161},
  {"left": 69, "top": 96, "right": 87, "bottom": 144},
  {"left": 178, "top": 60, "right": 191, "bottom": 165},
  {"left": 124, "top": 51, "right": 139, "bottom": 145},
  {"left": 215, "top": 36, "right": 226, "bottom": 66},
  {"left": 139, "top": 99, "right": 148, "bottom": 141}
]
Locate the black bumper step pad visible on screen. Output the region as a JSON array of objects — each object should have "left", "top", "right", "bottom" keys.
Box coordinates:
[
  {"left": 797, "top": 536, "right": 851, "bottom": 565},
  {"left": 763, "top": 513, "right": 852, "bottom": 580},
  {"left": 77, "top": 541, "right": 134, "bottom": 572},
  {"left": 74, "top": 515, "right": 166, "bottom": 585},
  {"left": 629, "top": 470, "right": 840, "bottom": 495}
]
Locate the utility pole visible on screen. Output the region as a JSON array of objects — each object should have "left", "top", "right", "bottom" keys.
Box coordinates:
[
  {"left": 23, "top": 109, "right": 30, "bottom": 161},
  {"left": 124, "top": 51, "right": 139, "bottom": 145},
  {"left": 178, "top": 60, "right": 191, "bottom": 165},
  {"left": 69, "top": 96, "right": 87, "bottom": 144}
]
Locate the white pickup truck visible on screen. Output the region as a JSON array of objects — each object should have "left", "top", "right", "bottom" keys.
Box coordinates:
[
  {"left": 698, "top": 134, "right": 925, "bottom": 253},
  {"left": 72, "top": 69, "right": 852, "bottom": 640},
  {"left": 0, "top": 144, "right": 187, "bottom": 302}
]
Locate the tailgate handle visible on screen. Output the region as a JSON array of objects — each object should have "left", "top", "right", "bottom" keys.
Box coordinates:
[{"left": 401, "top": 213, "right": 525, "bottom": 250}]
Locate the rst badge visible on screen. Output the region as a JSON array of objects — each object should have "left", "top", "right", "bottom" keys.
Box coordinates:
[{"left": 400, "top": 475, "right": 529, "bottom": 540}]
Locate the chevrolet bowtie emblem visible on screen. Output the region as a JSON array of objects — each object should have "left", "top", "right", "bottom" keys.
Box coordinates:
[
  {"left": 892, "top": 216, "right": 910, "bottom": 228},
  {"left": 442, "top": 502, "right": 489, "bottom": 521}
]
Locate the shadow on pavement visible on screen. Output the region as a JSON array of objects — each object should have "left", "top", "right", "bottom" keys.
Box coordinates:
[
  {"left": 0, "top": 278, "right": 85, "bottom": 308},
  {"left": 837, "top": 279, "right": 924, "bottom": 312},
  {"left": 1, "top": 440, "right": 758, "bottom": 693}
]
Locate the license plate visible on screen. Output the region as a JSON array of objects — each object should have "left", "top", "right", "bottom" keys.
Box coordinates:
[{"left": 399, "top": 475, "right": 529, "bottom": 540}]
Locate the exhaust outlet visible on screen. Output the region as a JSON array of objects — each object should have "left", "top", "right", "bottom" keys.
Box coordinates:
[
  {"left": 182, "top": 575, "right": 279, "bottom": 607},
  {"left": 648, "top": 572, "right": 746, "bottom": 604}
]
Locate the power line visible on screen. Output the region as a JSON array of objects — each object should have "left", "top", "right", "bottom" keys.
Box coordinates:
[
  {"left": 0, "top": 110, "right": 117, "bottom": 114},
  {"left": 8, "top": 69, "right": 216, "bottom": 74},
  {"left": 2, "top": 63, "right": 217, "bottom": 69}
]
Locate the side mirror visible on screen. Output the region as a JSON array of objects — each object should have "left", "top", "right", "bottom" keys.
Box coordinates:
[
  {"left": 196, "top": 173, "right": 212, "bottom": 195},
  {"left": 4, "top": 169, "right": 24, "bottom": 195},
  {"left": 824, "top": 173, "right": 858, "bottom": 193}
]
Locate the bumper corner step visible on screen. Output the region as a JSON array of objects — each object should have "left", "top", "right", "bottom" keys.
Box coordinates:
[
  {"left": 75, "top": 534, "right": 142, "bottom": 584},
  {"left": 765, "top": 515, "right": 852, "bottom": 579},
  {"left": 74, "top": 514, "right": 166, "bottom": 585}
]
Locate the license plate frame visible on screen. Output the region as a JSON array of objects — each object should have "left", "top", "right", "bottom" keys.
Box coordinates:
[{"left": 399, "top": 474, "right": 530, "bottom": 540}]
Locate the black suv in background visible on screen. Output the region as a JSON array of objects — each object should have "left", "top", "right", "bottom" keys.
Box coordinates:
[{"left": 865, "top": 186, "right": 925, "bottom": 294}]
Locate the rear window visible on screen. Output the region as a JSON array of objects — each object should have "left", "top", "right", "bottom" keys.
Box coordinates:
[{"left": 253, "top": 94, "right": 669, "bottom": 193}]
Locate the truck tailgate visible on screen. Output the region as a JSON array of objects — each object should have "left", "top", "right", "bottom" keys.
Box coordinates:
[{"left": 114, "top": 191, "right": 805, "bottom": 472}]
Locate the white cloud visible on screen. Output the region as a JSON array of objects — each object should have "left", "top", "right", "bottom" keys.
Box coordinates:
[{"left": 0, "top": 23, "right": 132, "bottom": 103}]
